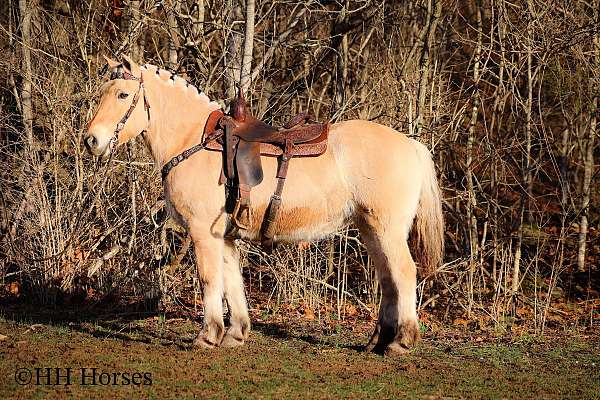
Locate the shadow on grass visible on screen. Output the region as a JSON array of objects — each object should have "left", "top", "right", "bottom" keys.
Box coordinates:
[
  {"left": 0, "top": 297, "right": 194, "bottom": 348},
  {"left": 1, "top": 298, "right": 366, "bottom": 353},
  {"left": 252, "top": 321, "right": 366, "bottom": 352}
]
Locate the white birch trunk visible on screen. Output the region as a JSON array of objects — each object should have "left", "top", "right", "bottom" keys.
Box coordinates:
[{"left": 239, "top": 0, "right": 255, "bottom": 93}]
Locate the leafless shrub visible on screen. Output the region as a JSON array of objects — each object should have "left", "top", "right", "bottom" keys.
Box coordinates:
[{"left": 1, "top": 0, "right": 598, "bottom": 332}]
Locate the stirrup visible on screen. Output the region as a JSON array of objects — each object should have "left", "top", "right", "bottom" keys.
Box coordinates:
[{"left": 231, "top": 199, "right": 252, "bottom": 230}]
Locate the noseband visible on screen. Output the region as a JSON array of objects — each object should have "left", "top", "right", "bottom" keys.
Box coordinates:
[{"left": 108, "top": 69, "right": 151, "bottom": 152}]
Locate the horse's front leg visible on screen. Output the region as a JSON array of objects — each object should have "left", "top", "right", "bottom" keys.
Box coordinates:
[
  {"left": 221, "top": 240, "right": 251, "bottom": 347},
  {"left": 191, "top": 236, "right": 225, "bottom": 348}
]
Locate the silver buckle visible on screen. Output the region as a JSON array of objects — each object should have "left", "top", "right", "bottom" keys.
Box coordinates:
[{"left": 109, "top": 135, "right": 118, "bottom": 151}]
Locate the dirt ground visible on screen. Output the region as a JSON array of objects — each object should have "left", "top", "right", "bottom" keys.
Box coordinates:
[{"left": 0, "top": 306, "right": 599, "bottom": 399}]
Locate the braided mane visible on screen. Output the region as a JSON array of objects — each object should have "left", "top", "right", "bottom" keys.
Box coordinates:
[{"left": 140, "top": 64, "right": 220, "bottom": 109}]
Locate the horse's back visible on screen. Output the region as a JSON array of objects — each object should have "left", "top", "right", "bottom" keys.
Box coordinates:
[
  {"left": 236, "top": 119, "right": 426, "bottom": 242},
  {"left": 330, "top": 120, "right": 423, "bottom": 215},
  {"left": 329, "top": 119, "right": 418, "bottom": 156},
  {"left": 328, "top": 119, "right": 425, "bottom": 192}
]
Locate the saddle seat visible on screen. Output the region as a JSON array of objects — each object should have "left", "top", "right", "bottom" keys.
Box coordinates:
[{"left": 202, "top": 91, "right": 329, "bottom": 250}]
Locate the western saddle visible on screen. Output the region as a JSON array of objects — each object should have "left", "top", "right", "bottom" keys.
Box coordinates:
[{"left": 163, "top": 90, "right": 329, "bottom": 251}]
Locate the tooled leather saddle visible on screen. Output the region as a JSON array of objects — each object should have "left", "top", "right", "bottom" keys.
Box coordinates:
[{"left": 200, "top": 90, "right": 329, "bottom": 251}]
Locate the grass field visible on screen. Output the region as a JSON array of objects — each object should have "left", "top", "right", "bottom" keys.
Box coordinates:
[{"left": 0, "top": 308, "right": 598, "bottom": 399}]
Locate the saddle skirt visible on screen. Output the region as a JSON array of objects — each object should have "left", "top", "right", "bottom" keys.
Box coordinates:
[{"left": 200, "top": 92, "right": 330, "bottom": 251}]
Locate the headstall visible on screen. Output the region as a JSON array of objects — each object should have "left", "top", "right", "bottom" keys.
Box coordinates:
[{"left": 108, "top": 69, "right": 151, "bottom": 153}]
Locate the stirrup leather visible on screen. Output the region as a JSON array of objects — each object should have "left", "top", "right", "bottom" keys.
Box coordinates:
[{"left": 230, "top": 185, "right": 252, "bottom": 230}]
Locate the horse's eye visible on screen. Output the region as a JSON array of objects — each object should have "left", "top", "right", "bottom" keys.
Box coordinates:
[{"left": 118, "top": 92, "right": 129, "bottom": 100}]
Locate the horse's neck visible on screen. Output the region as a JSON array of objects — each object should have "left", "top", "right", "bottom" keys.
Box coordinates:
[{"left": 141, "top": 66, "right": 220, "bottom": 167}]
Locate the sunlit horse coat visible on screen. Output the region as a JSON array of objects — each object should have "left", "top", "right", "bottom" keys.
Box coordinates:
[{"left": 86, "top": 56, "right": 444, "bottom": 354}]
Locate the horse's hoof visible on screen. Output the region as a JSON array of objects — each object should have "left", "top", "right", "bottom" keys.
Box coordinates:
[
  {"left": 384, "top": 321, "right": 420, "bottom": 355},
  {"left": 365, "top": 320, "right": 420, "bottom": 355},
  {"left": 384, "top": 341, "right": 411, "bottom": 356},
  {"left": 193, "top": 335, "right": 218, "bottom": 349},
  {"left": 398, "top": 320, "right": 421, "bottom": 349},
  {"left": 220, "top": 333, "right": 245, "bottom": 348},
  {"left": 193, "top": 321, "right": 225, "bottom": 349}
]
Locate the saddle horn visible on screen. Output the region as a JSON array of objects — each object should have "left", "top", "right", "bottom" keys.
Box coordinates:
[{"left": 231, "top": 87, "right": 248, "bottom": 122}]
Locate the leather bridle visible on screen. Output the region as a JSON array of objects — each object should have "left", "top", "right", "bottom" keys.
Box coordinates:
[
  {"left": 108, "top": 69, "right": 151, "bottom": 153},
  {"left": 106, "top": 67, "right": 224, "bottom": 181}
]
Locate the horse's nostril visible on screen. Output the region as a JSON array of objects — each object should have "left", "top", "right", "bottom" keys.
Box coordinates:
[{"left": 86, "top": 135, "right": 97, "bottom": 149}]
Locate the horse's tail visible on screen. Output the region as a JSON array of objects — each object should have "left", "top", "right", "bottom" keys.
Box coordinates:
[{"left": 411, "top": 140, "right": 444, "bottom": 276}]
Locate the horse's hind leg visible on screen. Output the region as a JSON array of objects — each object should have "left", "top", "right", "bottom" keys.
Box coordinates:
[
  {"left": 357, "top": 214, "right": 420, "bottom": 355},
  {"left": 221, "top": 240, "right": 251, "bottom": 347}
]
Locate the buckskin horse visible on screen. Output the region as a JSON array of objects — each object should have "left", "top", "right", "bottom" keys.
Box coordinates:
[{"left": 85, "top": 55, "right": 444, "bottom": 355}]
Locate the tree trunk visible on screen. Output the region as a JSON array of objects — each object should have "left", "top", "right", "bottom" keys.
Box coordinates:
[
  {"left": 332, "top": 3, "right": 349, "bottom": 119},
  {"left": 19, "top": 0, "right": 35, "bottom": 150},
  {"left": 466, "top": 0, "right": 482, "bottom": 311},
  {"left": 225, "top": 0, "right": 243, "bottom": 98},
  {"left": 357, "top": 26, "right": 375, "bottom": 120},
  {"left": 513, "top": 0, "right": 536, "bottom": 295},
  {"left": 577, "top": 104, "right": 596, "bottom": 272},
  {"left": 239, "top": 0, "right": 255, "bottom": 93},
  {"left": 577, "top": 2, "right": 598, "bottom": 272},
  {"left": 130, "top": 0, "right": 143, "bottom": 60},
  {"left": 167, "top": 0, "right": 181, "bottom": 71},
  {"left": 193, "top": 0, "right": 205, "bottom": 38},
  {"left": 416, "top": 0, "right": 441, "bottom": 138},
  {"left": 490, "top": 0, "right": 507, "bottom": 284}
]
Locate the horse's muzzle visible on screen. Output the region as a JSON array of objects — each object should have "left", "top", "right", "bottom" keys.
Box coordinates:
[{"left": 84, "top": 133, "right": 108, "bottom": 157}]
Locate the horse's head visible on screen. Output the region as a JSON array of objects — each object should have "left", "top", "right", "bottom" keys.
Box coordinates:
[{"left": 85, "top": 55, "right": 149, "bottom": 157}]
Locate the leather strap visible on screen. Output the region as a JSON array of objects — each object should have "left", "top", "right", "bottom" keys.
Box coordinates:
[
  {"left": 282, "top": 113, "right": 314, "bottom": 129},
  {"left": 260, "top": 176, "right": 287, "bottom": 251},
  {"left": 161, "top": 109, "right": 225, "bottom": 180},
  {"left": 156, "top": 94, "right": 328, "bottom": 252},
  {"left": 259, "top": 146, "right": 293, "bottom": 252},
  {"left": 161, "top": 130, "right": 223, "bottom": 180},
  {"left": 108, "top": 69, "right": 150, "bottom": 152}
]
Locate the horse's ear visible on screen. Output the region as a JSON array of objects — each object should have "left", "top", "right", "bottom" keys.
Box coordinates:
[
  {"left": 103, "top": 55, "right": 121, "bottom": 69},
  {"left": 121, "top": 55, "right": 141, "bottom": 76}
]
